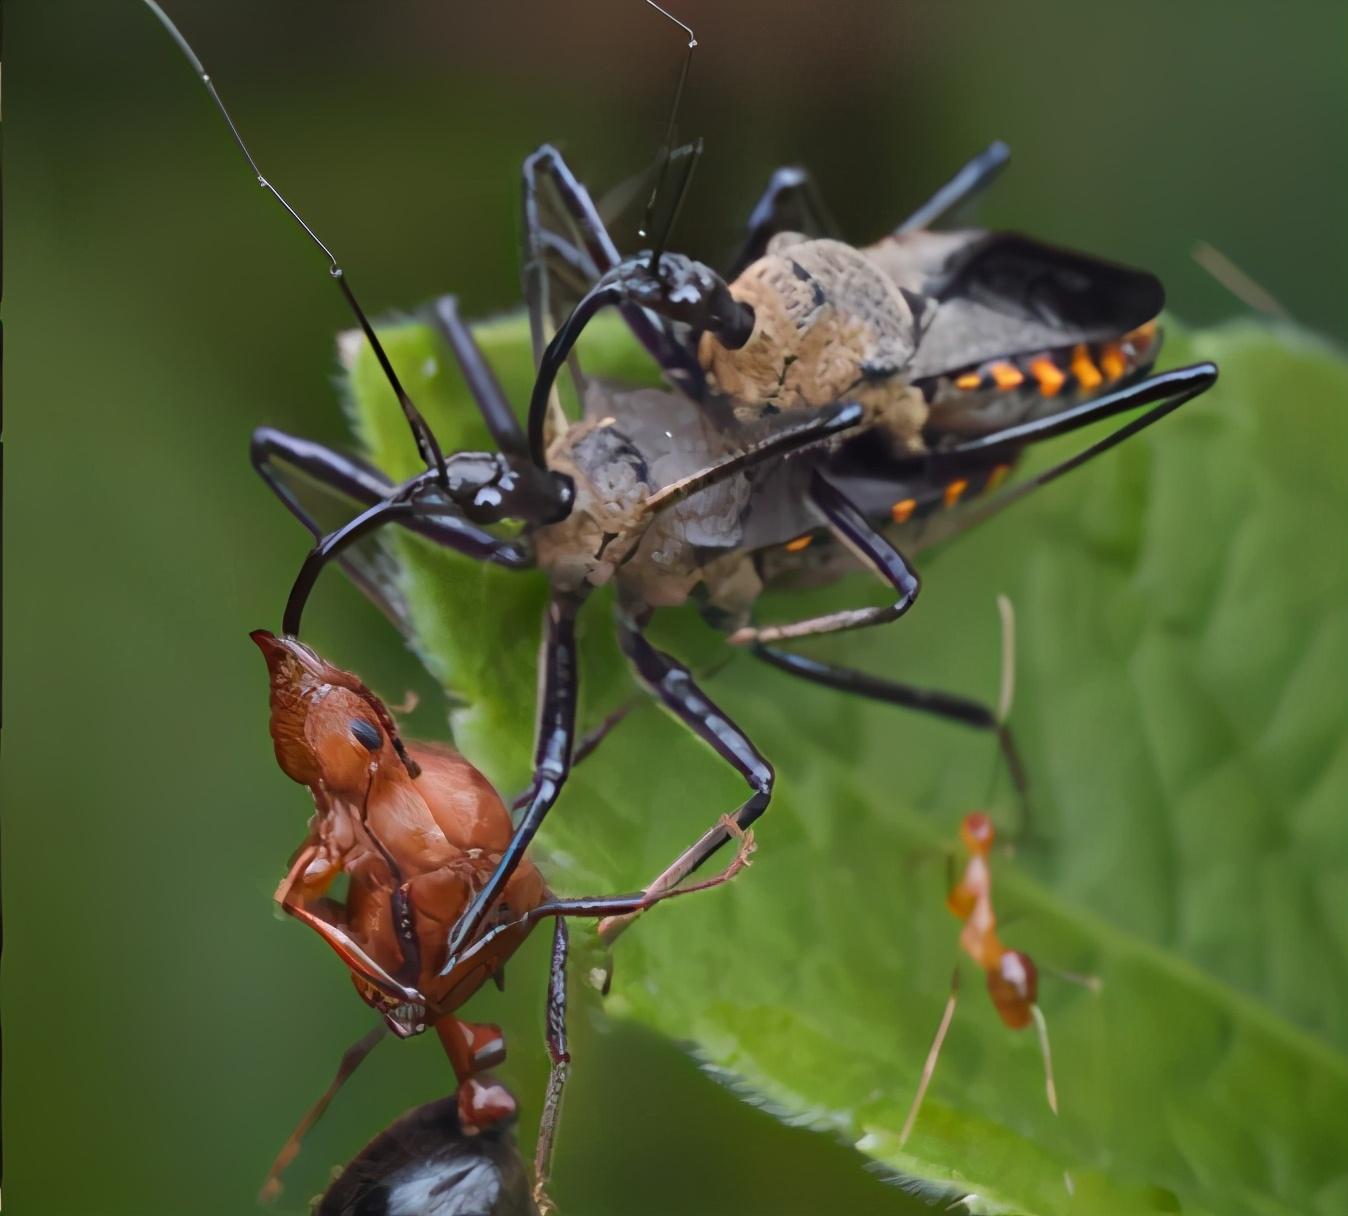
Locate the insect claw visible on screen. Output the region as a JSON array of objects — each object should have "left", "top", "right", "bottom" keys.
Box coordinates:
[{"left": 534, "top": 1182, "right": 560, "bottom": 1216}]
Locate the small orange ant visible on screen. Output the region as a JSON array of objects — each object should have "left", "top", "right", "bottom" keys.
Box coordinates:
[{"left": 900, "top": 811, "right": 1096, "bottom": 1150}]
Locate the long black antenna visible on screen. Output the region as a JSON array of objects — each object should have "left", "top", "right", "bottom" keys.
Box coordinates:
[
  {"left": 637, "top": 1, "right": 699, "bottom": 272},
  {"left": 141, "top": 1, "right": 448, "bottom": 486}
]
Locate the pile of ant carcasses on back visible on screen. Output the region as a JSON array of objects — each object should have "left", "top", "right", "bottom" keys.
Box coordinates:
[{"left": 144, "top": 1, "right": 1217, "bottom": 1211}]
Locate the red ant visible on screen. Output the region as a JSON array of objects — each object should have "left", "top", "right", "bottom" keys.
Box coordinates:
[
  {"left": 899, "top": 811, "right": 1097, "bottom": 1153},
  {"left": 252, "top": 631, "right": 753, "bottom": 1210}
]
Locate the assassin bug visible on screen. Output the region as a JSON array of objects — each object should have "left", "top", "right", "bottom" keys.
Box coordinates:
[
  {"left": 252, "top": 631, "right": 753, "bottom": 1208},
  {"left": 897, "top": 811, "right": 1097, "bottom": 1158},
  {"left": 144, "top": 2, "right": 1216, "bottom": 978}
]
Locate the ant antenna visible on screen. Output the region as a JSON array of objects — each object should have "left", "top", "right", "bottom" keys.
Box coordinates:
[
  {"left": 1192, "top": 241, "right": 1289, "bottom": 318},
  {"left": 637, "top": 1, "right": 700, "bottom": 272},
  {"left": 1029, "top": 1003, "right": 1059, "bottom": 1117},
  {"left": 141, "top": 1, "right": 449, "bottom": 487}
]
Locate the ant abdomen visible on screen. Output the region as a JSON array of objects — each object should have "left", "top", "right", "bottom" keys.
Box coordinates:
[{"left": 986, "top": 948, "right": 1039, "bottom": 1030}]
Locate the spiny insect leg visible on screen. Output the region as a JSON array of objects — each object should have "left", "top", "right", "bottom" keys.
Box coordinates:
[
  {"left": 729, "top": 470, "right": 920, "bottom": 645},
  {"left": 594, "top": 616, "right": 772, "bottom": 943},
  {"left": 521, "top": 144, "right": 697, "bottom": 387},
  {"left": 729, "top": 164, "right": 839, "bottom": 276},
  {"left": 427, "top": 296, "right": 529, "bottom": 458},
  {"left": 894, "top": 139, "right": 1011, "bottom": 234},
  {"left": 532, "top": 918, "right": 570, "bottom": 1215},
  {"left": 749, "top": 646, "right": 1030, "bottom": 823},
  {"left": 443, "top": 591, "right": 586, "bottom": 968}
]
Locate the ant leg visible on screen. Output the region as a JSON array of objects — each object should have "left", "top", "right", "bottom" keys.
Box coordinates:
[
  {"left": 442, "top": 590, "right": 587, "bottom": 967},
  {"left": 532, "top": 918, "right": 570, "bottom": 1214},
  {"left": 894, "top": 140, "right": 1012, "bottom": 235},
  {"left": 521, "top": 145, "right": 699, "bottom": 389},
  {"left": 728, "top": 469, "right": 920, "bottom": 646},
  {"left": 749, "top": 646, "right": 1030, "bottom": 815},
  {"left": 449, "top": 819, "right": 756, "bottom": 973},
  {"left": 729, "top": 165, "right": 840, "bottom": 277},
  {"left": 426, "top": 297, "right": 529, "bottom": 458},
  {"left": 899, "top": 968, "right": 962, "bottom": 1147},
  {"left": 279, "top": 900, "right": 421, "bottom": 1005},
  {"left": 258, "top": 1023, "right": 387, "bottom": 1202}
]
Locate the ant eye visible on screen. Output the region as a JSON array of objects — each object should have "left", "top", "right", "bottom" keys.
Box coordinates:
[{"left": 350, "top": 718, "right": 382, "bottom": 751}]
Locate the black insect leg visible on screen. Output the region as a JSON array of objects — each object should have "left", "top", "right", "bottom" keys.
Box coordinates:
[
  {"left": 927, "top": 362, "right": 1219, "bottom": 470},
  {"left": 916, "top": 362, "right": 1219, "bottom": 548},
  {"left": 448, "top": 819, "right": 756, "bottom": 973},
  {"left": 443, "top": 590, "right": 587, "bottom": 967},
  {"left": 730, "top": 468, "right": 920, "bottom": 646},
  {"left": 252, "top": 426, "right": 397, "bottom": 540},
  {"left": 728, "top": 165, "right": 840, "bottom": 277},
  {"left": 589, "top": 611, "right": 772, "bottom": 940},
  {"left": 521, "top": 144, "right": 699, "bottom": 389},
  {"left": 426, "top": 296, "right": 529, "bottom": 458},
  {"left": 750, "top": 646, "right": 1030, "bottom": 817},
  {"left": 894, "top": 139, "right": 1011, "bottom": 234},
  {"left": 532, "top": 918, "right": 570, "bottom": 1211}
]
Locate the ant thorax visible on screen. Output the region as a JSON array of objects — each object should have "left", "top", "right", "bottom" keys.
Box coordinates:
[
  {"left": 535, "top": 382, "right": 753, "bottom": 606},
  {"left": 698, "top": 233, "right": 930, "bottom": 451}
]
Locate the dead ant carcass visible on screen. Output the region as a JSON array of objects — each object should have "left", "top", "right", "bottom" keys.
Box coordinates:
[
  {"left": 252, "top": 631, "right": 751, "bottom": 1208},
  {"left": 316, "top": 1092, "right": 537, "bottom": 1216},
  {"left": 143, "top": 2, "right": 1216, "bottom": 983}
]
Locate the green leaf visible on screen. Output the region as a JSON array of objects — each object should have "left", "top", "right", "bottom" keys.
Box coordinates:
[{"left": 345, "top": 314, "right": 1348, "bottom": 1215}]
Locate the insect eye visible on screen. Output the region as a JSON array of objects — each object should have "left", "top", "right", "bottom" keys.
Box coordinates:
[{"left": 350, "top": 718, "right": 382, "bottom": 751}]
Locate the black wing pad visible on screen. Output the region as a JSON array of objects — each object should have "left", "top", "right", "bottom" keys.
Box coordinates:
[{"left": 902, "top": 232, "right": 1163, "bottom": 379}]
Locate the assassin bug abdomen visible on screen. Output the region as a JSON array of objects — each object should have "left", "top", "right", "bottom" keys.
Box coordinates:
[{"left": 863, "top": 229, "right": 1163, "bottom": 438}]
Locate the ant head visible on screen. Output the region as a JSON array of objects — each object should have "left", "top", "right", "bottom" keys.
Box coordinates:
[
  {"left": 251, "top": 630, "right": 421, "bottom": 788},
  {"left": 986, "top": 948, "right": 1038, "bottom": 1030},
  {"left": 349, "top": 973, "right": 431, "bottom": 1039},
  {"left": 960, "top": 811, "right": 996, "bottom": 856}
]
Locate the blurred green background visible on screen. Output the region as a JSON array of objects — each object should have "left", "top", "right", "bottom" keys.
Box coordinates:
[{"left": 7, "top": 2, "right": 1346, "bottom": 1213}]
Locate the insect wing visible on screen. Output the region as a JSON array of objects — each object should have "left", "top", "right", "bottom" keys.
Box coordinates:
[{"left": 870, "top": 230, "right": 1163, "bottom": 379}]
